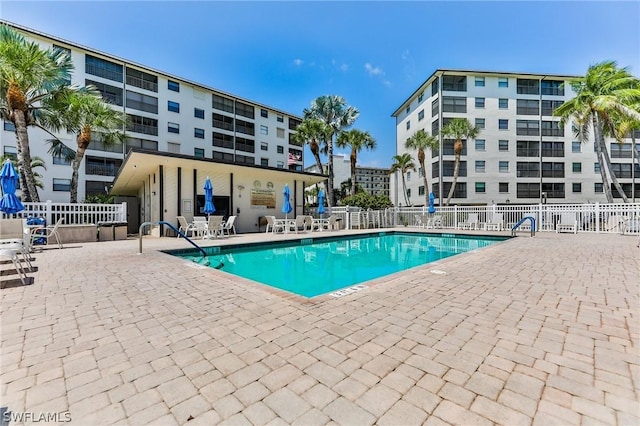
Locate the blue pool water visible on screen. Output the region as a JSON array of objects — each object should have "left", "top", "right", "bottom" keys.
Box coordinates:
[{"left": 169, "top": 232, "right": 506, "bottom": 298}]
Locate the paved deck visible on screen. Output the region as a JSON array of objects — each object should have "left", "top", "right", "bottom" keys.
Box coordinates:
[{"left": 1, "top": 229, "right": 639, "bottom": 425}]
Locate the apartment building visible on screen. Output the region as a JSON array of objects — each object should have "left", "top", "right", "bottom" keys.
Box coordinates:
[
  {"left": 305, "top": 154, "right": 390, "bottom": 198},
  {"left": 392, "top": 69, "right": 639, "bottom": 206},
  {"left": 0, "top": 21, "right": 304, "bottom": 203}
]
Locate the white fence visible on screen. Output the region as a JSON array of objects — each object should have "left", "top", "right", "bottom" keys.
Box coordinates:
[
  {"left": 0, "top": 201, "right": 127, "bottom": 225},
  {"left": 329, "top": 203, "right": 640, "bottom": 234}
]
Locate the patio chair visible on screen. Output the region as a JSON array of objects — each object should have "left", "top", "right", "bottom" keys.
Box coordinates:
[
  {"left": 204, "top": 216, "right": 224, "bottom": 239},
  {"left": 265, "top": 215, "right": 283, "bottom": 233},
  {"left": 484, "top": 213, "right": 504, "bottom": 231},
  {"left": 287, "top": 215, "right": 307, "bottom": 234},
  {"left": 424, "top": 214, "right": 443, "bottom": 229},
  {"left": 0, "top": 227, "right": 34, "bottom": 271},
  {"left": 0, "top": 247, "right": 28, "bottom": 285},
  {"left": 556, "top": 212, "right": 578, "bottom": 234},
  {"left": 220, "top": 216, "right": 237, "bottom": 237},
  {"left": 31, "top": 217, "right": 64, "bottom": 249},
  {"left": 458, "top": 213, "right": 479, "bottom": 230},
  {"left": 176, "top": 216, "right": 196, "bottom": 238}
]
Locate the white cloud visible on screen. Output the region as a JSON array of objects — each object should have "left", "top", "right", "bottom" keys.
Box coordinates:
[
  {"left": 364, "top": 63, "right": 384, "bottom": 76},
  {"left": 293, "top": 58, "right": 304, "bottom": 66},
  {"left": 340, "top": 63, "right": 349, "bottom": 72}
]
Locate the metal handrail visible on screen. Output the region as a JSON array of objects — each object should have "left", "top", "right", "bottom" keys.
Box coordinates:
[
  {"left": 511, "top": 216, "right": 536, "bottom": 237},
  {"left": 138, "top": 221, "right": 207, "bottom": 260}
]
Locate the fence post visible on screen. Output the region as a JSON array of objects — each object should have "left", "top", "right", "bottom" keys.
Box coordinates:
[
  {"left": 120, "top": 202, "right": 127, "bottom": 222},
  {"left": 595, "top": 202, "right": 600, "bottom": 233},
  {"left": 45, "top": 200, "right": 52, "bottom": 226},
  {"left": 454, "top": 205, "right": 458, "bottom": 229}
]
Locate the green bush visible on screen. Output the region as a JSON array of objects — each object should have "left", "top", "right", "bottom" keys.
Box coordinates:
[{"left": 341, "top": 193, "right": 392, "bottom": 210}]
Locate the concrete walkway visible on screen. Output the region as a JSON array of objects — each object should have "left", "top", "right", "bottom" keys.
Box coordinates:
[{"left": 1, "top": 230, "right": 638, "bottom": 425}]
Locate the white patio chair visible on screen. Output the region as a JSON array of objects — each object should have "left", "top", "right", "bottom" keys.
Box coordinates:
[
  {"left": 287, "top": 216, "right": 307, "bottom": 234},
  {"left": 0, "top": 247, "right": 28, "bottom": 285},
  {"left": 556, "top": 212, "right": 578, "bottom": 234},
  {"left": 176, "top": 216, "right": 196, "bottom": 238},
  {"left": 220, "top": 216, "right": 237, "bottom": 237},
  {"left": 31, "top": 217, "right": 64, "bottom": 249},
  {"left": 204, "top": 216, "right": 224, "bottom": 239},
  {"left": 458, "top": 213, "right": 479, "bottom": 230},
  {"left": 484, "top": 213, "right": 504, "bottom": 231}
]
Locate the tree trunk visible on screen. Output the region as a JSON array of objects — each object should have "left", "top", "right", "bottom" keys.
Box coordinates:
[
  {"left": 12, "top": 127, "right": 30, "bottom": 202},
  {"left": 326, "top": 134, "right": 334, "bottom": 208},
  {"left": 13, "top": 109, "right": 40, "bottom": 202},
  {"left": 311, "top": 142, "right": 327, "bottom": 204},
  {"left": 593, "top": 116, "right": 614, "bottom": 202},
  {"left": 401, "top": 174, "right": 409, "bottom": 206},
  {"left": 445, "top": 149, "right": 462, "bottom": 206},
  {"left": 418, "top": 149, "right": 429, "bottom": 206},
  {"left": 71, "top": 131, "right": 91, "bottom": 203},
  {"left": 596, "top": 120, "right": 628, "bottom": 202},
  {"left": 350, "top": 150, "right": 357, "bottom": 196}
]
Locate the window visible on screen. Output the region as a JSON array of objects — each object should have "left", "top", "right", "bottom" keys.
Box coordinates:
[
  {"left": 406, "top": 106, "right": 410, "bottom": 114},
  {"left": 541, "top": 121, "right": 564, "bottom": 137},
  {"left": 595, "top": 183, "right": 603, "bottom": 193},
  {"left": 235, "top": 136, "right": 255, "bottom": 153},
  {"left": 517, "top": 99, "right": 539, "bottom": 115},
  {"left": 167, "top": 142, "right": 180, "bottom": 153},
  {"left": 212, "top": 94, "right": 234, "bottom": 113},
  {"left": 213, "top": 113, "right": 234, "bottom": 131},
  {"left": 86, "top": 79, "right": 123, "bottom": 106},
  {"left": 499, "top": 98, "right": 508, "bottom": 109},
  {"left": 432, "top": 99, "right": 439, "bottom": 117},
  {"left": 213, "top": 151, "right": 234, "bottom": 162},
  {"left": 499, "top": 140, "right": 509, "bottom": 151},
  {"left": 127, "top": 114, "right": 158, "bottom": 135},
  {"left": 475, "top": 139, "right": 486, "bottom": 150},
  {"left": 499, "top": 161, "right": 509, "bottom": 172},
  {"left": 443, "top": 96, "right": 467, "bottom": 113},
  {"left": 260, "top": 158, "right": 269, "bottom": 167},
  {"left": 277, "top": 145, "right": 284, "bottom": 154},
  {"left": 418, "top": 92, "right": 424, "bottom": 102},
  {"left": 288, "top": 117, "right": 301, "bottom": 131},
  {"left": 126, "top": 91, "right": 158, "bottom": 114},
  {"left": 213, "top": 132, "right": 233, "bottom": 149},
  {"left": 406, "top": 188, "right": 411, "bottom": 198},
  {"left": 611, "top": 143, "right": 632, "bottom": 158},
  {"left": 611, "top": 163, "right": 633, "bottom": 178},
  {"left": 542, "top": 182, "right": 565, "bottom": 198},
  {"left": 499, "top": 119, "right": 509, "bottom": 130},
  {"left": 541, "top": 80, "right": 564, "bottom": 96},
  {"left": 498, "top": 78, "right": 508, "bottom": 88},
  {"left": 235, "top": 101, "right": 255, "bottom": 119},
  {"left": 475, "top": 118, "right": 485, "bottom": 129},
  {"left": 406, "top": 120, "right": 410, "bottom": 130},
  {"left": 277, "top": 161, "right": 284, "bottom": 169},
  {"left": 3, "top": 146, "right": 17, "bottom": 159},
  {"left": 418, "top": 186, "right": 425, "bottom": 196},
  {"left": 542, "top": 162, "right": 565, "bottom": 178},
  {"left": 3, "top": 121, "right": 16, "bottom": 132},
  {"left": 443, "top": 139, "right": 467, "bottom": 156},
  {"left": 418, "top": 110, "right": 425, "bottom": 121},
  {"left": 260, "top": 142, "right": 268, "bottom": 151},
  {"left": 573, "top": 183, "right": 582, "bottom": 193},
  {"left": 194, "top": 108, "right": 205, "bottom": 119},
  {"left": 53, "top": 178, "right": 71, "bottom": 191},
  {"left": 260, "top": 125, "right": 268, "bottom": 135},
  {"left": 168, "top": 80, "right": 180, "bottom": 92},
  {"left": 168, "top": 101, "right": 180, "bottom": 113},
  {"left": 276, "top": 128, "right": 285, "bottom": 138},
  {"left": 442, "top": 75, "right": 466, "bottom": 91},
  {"left": 432, "top": 120, "right": 439, "bottom": 136},
  {"left": 572, "top": 141, "right": 581, "bottom": 153},
  {"left": 516, "top": 120, "right": 539, "bottom": 136},
  {"left": 406, "top": 172, "right": 411, "bottom": 181},
  {"left": 517, "top": 183, "right": 539, "bottom": 198},
  {"left": 260, "top": 108, "right": 268, "bottom": 118},
  {"left": 541, "top": 141, "right": 564, "bottom": 157},
  {"left": 475, "top": 97, "right": 485, "bottom": 108},
  {"left": 499, "top": 182, "right": 509, "bottom": 193},
  {"left": 127, "top": 137, "right": 158, "bottom": 151},
  {"left": 594, "top": 162, "right": 601, "bottom": 173},
  {"left": 168, "top": 122, "right": 180, "bottom": 134},
  {"left": 432, "top": 78, "right": 439, "bottom": 95},
  {"left": 475, "top": 182, "right": 486, "bottom": 193},
  {"left": 194, "top": 128, "right": 205, "bottom": 139},
  {"left": 475, "top": 76, "right": 485, "bottom": 87},
  {"left": 85, "top": 55, "right": 123, "bottom": 82},
  {"left": 194, "top": 148, "right": 205, "bottom": 158},
  {"left": 126, "top": 68, "right": 158, "bottom": 92},
  {"left": 517, "top": 78, "right": 539, "bottom": 95},
  {"left": 52, "top": 153, "right": 71, "bottom": 165},
  {"left": 475, "top": 160, "right": 486, "bottom": 172},
  {"left": 418, "top": 168, "right": 424, "bottom": 177},
  {"left": 572, "top": 162, "right": 582, "bottom": 173},
  {"left": 517, "top": 162, "right": 540, "bottom": 177},
  {"left": 541, "top": 100, "right": 564, "bottom": 116},
  {"left": 277, "top": 115, "right": 284, "bottom": 123},
  {"left": 235, "top": 154, "right": 254, "bottom": 165}
]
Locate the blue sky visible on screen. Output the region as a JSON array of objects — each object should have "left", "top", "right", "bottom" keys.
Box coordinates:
[{"left": 2, "top": 1, "right": 639, "bottom": 169}]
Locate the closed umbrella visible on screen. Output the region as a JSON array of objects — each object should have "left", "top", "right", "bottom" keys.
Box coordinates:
[
  {"left": 317, "top": 189, "right": 325, "bottom": 218},
  {"left": 0, "top": 159, "right": 24, "bottom": 215},
  {"left": 204, "top": 177, "right": 215, "bottom": 217},
  {"left": 428, "top": 192, "right": 436, "bottom": 214},
  {"left": 282, "top": 184, "right": 293, "bottom": 220}
]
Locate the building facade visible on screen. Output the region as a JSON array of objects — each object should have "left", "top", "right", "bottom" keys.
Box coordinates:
[
  {"left": 0, "top": 21, "right": 304, "bottom": 203},
  {"left": 392, "top": 69, "right": 639, "bottom": 206},
  {"left": 305, "top": 154, "right": 390, "bottom": 197}
]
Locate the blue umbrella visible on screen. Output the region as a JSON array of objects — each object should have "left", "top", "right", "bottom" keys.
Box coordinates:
[
  {"left": 203, "top": 177, "right": 215, "bottom": 216},
  {"left": 428, "top": 192, "right": 436, "bottom": 214},
  {"left": 282, "top": 184, "right": 293, "bottom": 220},
  {"left": 317, "top": 189, "right": 326, "bottom": 218},
  {"left": 0, "top": 159, "right": 24, "bottom": 215}
]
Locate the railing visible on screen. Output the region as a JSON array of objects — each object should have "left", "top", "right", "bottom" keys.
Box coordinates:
[
  {"left": 1, "top": 201, "right": 127, "bottom": 226},
  {"left": 327, "top": 202, "right": 640, "bottom": 235}
]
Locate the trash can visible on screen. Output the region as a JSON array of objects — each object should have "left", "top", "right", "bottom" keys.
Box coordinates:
[{"left": 98, "top": 222, "right": 128, "bottom": 241}]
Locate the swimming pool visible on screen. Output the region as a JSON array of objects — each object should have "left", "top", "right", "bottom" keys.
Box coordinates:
[{"left": 168, "top": 232, "right": 507, "bottom": 298}]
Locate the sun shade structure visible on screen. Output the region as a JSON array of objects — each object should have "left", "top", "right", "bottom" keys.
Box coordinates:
[
  {"left": 282, "top": 184, "right": 293, "bottom": 220},
  {"left": 0, "top": 160, "right": 24, "bottom": 215},
  {"left": 204, "top": 177, "right": 215, "bottom": 216},
  {"left": 318, "top": 189, "right": 326, "bottom": 217}
]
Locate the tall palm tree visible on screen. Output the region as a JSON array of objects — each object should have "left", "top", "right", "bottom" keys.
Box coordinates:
[
  {"left": 389, "top": 153, "right": 416, "bottom": 206},
  {"left": 441, "top": 118, "right": 480, "bottom": 206},
  {"left": 555, "top": 61, "right": 640, "bottom": 203},
  {"left": 405, "top": 129, "right": 438, "bottom": 206},
  {"left": 303, "top": 95, "right": 359, "bottom": 207},
  {"left": 613, "top": 103, "right": 640, "bottom": 202},
  {"left": 292, "top": 117, "right": 331, "bottom": 177},
  {"left": 0, "top": 24, "right": 73, "bottom": 202},
  {"left": 40, "top": 87, "right": 126, "bottom": 203},
  {"left": 336, "top": 129, "right": 377, "bottom": 196}
]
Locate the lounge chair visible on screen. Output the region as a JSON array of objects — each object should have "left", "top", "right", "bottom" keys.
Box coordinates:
[
  {"left": 0, "top": 247, "right": 28, "bottom": 285},
  {"left": 204, "top": 216, "right": 224, "bottom": 239},
  {"left": 458, "top": 213, "right": 479, "bottom": 230},
  {"left": 287, "top": 216, "right": 307, "bottom": 234},
  {"left": 31, "top": 217, "right": 64, "bottom": 248},
  {"left": 350, "top": 211, "right": 364, "bottom": 229},
  {"left": 556, "top": 212, "right": 577, "bottom": 234},
  {"left": 484, "top": 213, "right": 504, "bottom": 231},
  {"left": 220, "top": 216, "right": 236, "bottom": 237},
  {"left": 265, "top": 215, "right": 283, "bottom": 233},
  {"left": 424, "top": 214, "right": 442, "bottom": 229},
  {"left": 177, "top": 216, "right": 196, "bottom": 238}
]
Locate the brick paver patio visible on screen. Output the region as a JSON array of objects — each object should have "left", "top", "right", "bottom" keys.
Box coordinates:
[{"left": 1, "top": 229, "right": 638, "bottom": 425}]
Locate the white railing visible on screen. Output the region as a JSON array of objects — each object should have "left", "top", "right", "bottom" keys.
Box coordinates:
[
  {"left": 330, "top": 203, "right": 640, "bottom": 235},
  {"left": 1, "top": 201, "right": 127, "bottom": 225}
]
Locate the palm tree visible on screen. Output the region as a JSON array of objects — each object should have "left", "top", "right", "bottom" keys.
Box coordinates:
[
  {"left": 303, "top": 95, "right": 359, "bottom": 207},
  {"left": 0, "top": 24, "right": 73, "bottom": 202},
  {"left": 292, "top": 118, "right": 331, "bottom": 178},
  {"left": 389, "top": 153, "right": 416, "bottom": 206},
  {"left": 405, "top": 129, "right": 438, "bottom": 206},
  {"left": 613, "top": 103, "right": 640, "bottom": 202},
  {"left": 40, "top": 87, "right": 126, "bottom": 203},
  {"left": 441, "top": 118, "right": 480, "bottom": 206},
  {"left": 336, "top": 129, "right": 376, "bottom": 196},
  {"left": 555, "top": 61, "right": 640, "bottom": 203}
]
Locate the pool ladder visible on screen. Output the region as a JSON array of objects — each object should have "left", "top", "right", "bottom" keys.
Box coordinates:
[
  {"left": 511, "top": 216, "right": 536, "bottom": 237},
  {"left": 138, "top": 221, "right": 212, "bottom": 266}
]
